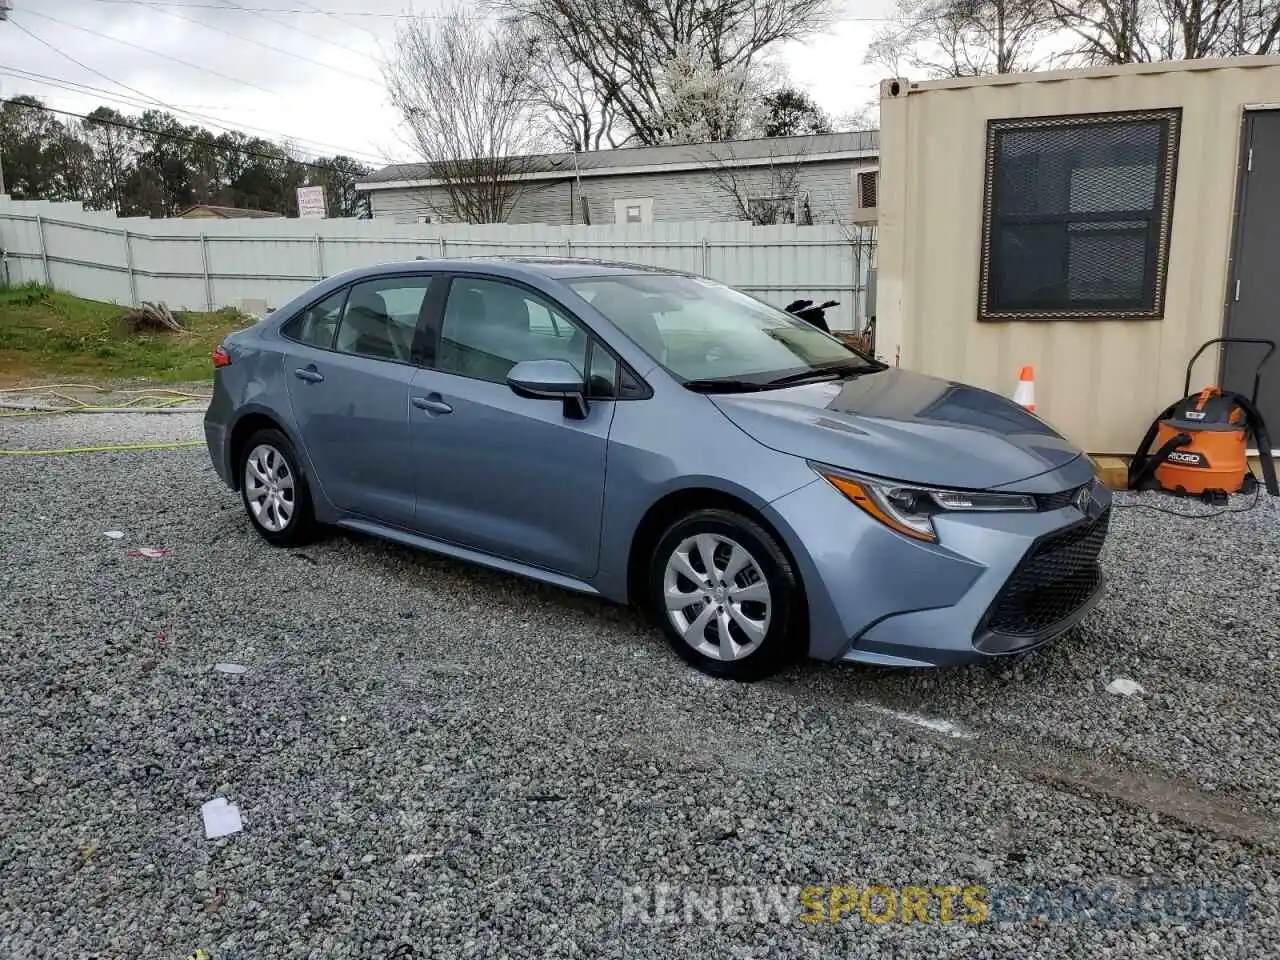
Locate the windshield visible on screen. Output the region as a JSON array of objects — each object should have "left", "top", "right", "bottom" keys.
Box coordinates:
[{"left": 565, "top": 274, "right": 879, "bottom": 389}]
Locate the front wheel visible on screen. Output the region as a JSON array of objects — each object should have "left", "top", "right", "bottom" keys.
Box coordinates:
[
  {"left": 239, "top": 428, "right": 316, "bottom": 546},
  {"left": 648, "top": 509, "right": 803, "bottom": 681}
]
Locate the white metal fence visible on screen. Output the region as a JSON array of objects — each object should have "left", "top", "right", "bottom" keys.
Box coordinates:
[{"left": 0, "top": 198, "right": 876, "bottom": 332}]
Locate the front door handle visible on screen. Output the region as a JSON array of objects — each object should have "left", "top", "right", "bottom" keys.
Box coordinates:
[
  {"left": 412, "top": 395, "right": 453, "bottom": 415},
  {"left": 294, "top": 366, "right": 324, "bottom": 383}
]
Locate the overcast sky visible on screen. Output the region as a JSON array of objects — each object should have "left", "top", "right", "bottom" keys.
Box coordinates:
[{"left": 0, "top": 0, "right": 894, "bottom": 169}]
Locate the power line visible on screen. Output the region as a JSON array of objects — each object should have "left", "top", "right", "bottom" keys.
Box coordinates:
[
  {"left": 1, "top": 96, "right": 370, "bottom": 175},
  {"left": 7, "top": 16, "right": 390, "bottom": 163},
  {"left": 209, "top": 0, "right": 385, "bottom": 66},
  {"left": 87, "top": 0, "right": 385, "bottom": 87},
  {"left": 0, "top": 67, "right": 389, "bottom": 163},
  {"left": 23, "top": 9, "right": 283, "bottom": 98},
  {"left": 79, "top": 0, "right": 483, "bottom": 18}
]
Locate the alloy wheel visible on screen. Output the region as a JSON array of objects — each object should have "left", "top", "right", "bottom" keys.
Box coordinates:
[
  {"left": 244, "top": 443, "right": 295, "bottom": 533},
  {"left": 662, "top": 533, "right": 772, "bottom": 662}
]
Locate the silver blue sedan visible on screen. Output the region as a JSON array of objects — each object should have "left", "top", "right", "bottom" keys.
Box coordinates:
[{"left": 204, "top": 258, "right": 1110, "bottom": 680}]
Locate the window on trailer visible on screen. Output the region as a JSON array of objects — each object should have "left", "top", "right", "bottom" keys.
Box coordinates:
[{"left": 978, "top": 108, "right": 1181, "bottom": 321}]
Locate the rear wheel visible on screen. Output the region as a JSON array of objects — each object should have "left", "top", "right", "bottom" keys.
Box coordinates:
[
  {"left": 239, "top": 428, "right": 316, "bottom": 546},
  {"left": 648, "top": 509, "right": 802, "bottom": 681}
]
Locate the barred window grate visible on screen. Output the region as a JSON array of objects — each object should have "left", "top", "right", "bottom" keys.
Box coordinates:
[
  {"left": 857, "top": 170, "right": 878, "bottom": 209},
  {"left": 979, "top": 109, "right": 1181, "bottom": 322}
]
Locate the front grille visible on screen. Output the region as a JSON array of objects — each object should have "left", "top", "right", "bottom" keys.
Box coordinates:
[
  {"left": 979, "top": 508, "right": 1110, "bottom": 643},
  {"left": 1035, "top": 484, "right": 1088, "bottom": 511}
]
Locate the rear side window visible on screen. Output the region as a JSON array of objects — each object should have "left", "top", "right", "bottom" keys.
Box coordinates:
[
  {"left": 283, "top": 289, "right": 346, "bottom": 349},
  {"left": 333, "top": 276, "right": 433, "bottom": 364}
]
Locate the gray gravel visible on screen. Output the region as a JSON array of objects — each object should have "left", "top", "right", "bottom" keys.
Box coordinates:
[{"left": 2, "top": 415, "right": 1278, "bottom": 959}]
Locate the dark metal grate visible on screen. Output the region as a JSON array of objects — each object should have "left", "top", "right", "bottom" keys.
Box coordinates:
[
  {"left": 981, "top": 508, "right": 1110, "bottom": 639},
  {"left": 978, "top": 109, "right": 1181, "bottom": 322},
  {"left": 857, "top": 170, "right": 878, "bottom": 209}
]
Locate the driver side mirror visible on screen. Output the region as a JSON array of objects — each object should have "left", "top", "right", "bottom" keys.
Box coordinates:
[{"left": 506, "top": 358, "right": 588, "bottom": 420}]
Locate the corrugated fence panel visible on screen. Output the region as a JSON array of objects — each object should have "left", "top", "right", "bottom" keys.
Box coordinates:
[{"left": 0, "top": 198, "right": 878, "bottom": 346}]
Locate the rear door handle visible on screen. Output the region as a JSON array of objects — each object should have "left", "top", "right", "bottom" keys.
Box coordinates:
[
  {"left": 294, "top": 366, "right": 324, "bottom": 383},
  {"left": 412, "top": 395, "right": 453, "bottom": 415}
]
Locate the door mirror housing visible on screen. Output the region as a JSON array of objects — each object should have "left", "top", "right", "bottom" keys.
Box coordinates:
[{"left": 506, "top": 359, "right": 588, "bottom": 419}]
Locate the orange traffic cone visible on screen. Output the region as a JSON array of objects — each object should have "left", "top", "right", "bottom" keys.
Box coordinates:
[{"left": 1013, "top": 366, "right": 1036, "bottom": 412}]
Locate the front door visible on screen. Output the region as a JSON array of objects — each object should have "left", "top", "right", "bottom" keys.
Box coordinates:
[
  {"left": 410, "top": 275, "right": 616, "bottom": 580},
  {"left": 283, "top": 274, "right": 435, "bottom": 528},
  {"left": 1224, "top": 109, "right": 1280, "bottom": 448}
]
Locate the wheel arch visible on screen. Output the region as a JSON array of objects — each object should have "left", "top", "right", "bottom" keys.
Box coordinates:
[
  {"left": 624, "top": 486, "right": 807, "bottom": 609},
  {"left": 227, "top": 408, "right": 301, "bottom": 491}
]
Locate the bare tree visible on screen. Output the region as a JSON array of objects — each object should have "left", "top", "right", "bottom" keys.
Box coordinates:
[
  {"left": 497, "top": 0, "right": 837, "bottom": 145},
  {"left": 384, "top": 9, "right": 547, "bottom": 223},
  {"left": 868, "top": 0, "right": 1057, "bottom": 77},
  {"left": 517, "top": 26, "right": 629, "bottom": 151},
  {"left": 1047, "top": 0, "right": 1280, "bottom": 63}
]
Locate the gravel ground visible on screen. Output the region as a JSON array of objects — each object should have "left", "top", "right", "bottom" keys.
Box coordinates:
[{"left": 2, "top": 413, "right": 1278, "bottom": 959}]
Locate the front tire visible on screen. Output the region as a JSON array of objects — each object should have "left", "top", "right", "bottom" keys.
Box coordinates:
[
  {"left": 239, "top": 428, "right": 316, "bottom": 546},
  {"left": 648, "top": 508, "right": 802, "bottom": 681}
]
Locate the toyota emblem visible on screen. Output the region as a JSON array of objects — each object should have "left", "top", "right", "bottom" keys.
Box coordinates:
[{"left": 1073, "top": 484, "right": 1092, "bottom": 513}]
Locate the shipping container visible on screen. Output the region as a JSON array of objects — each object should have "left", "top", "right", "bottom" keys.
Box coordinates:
[{"left": 876, "top": 56, "right": 1280, "bottom": 455}]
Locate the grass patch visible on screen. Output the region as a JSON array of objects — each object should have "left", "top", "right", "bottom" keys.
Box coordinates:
[{"left": 0, "top": 285, "right": 253, "bottom": 385}]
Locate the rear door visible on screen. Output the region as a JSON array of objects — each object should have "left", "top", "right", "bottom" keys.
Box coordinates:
[
  {"left": 282, "top": 274, "right": 435, "bottom": 528},
  {"left": 408, "top": 275, "right": 618, "bottom": 580},
  {"left": 1224, "top": 109, "right": 1280, "bottom": 449}
]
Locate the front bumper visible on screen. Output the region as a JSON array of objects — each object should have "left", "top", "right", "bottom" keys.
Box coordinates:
[{"left": 762, "top": 463, "right": 1111, "bottom": 667}]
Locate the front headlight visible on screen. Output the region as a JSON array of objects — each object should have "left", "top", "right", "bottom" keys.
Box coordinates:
[{"left": 814, "top": 466, "right": 1037, "bottom": 542}]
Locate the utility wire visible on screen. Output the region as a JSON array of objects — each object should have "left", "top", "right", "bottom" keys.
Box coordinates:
[
  {"left": 80, "top": 0, "right": 483, "bottom": 18},
  {"left": 22, "top": 9, "right": 284, "bottom": 98},
  {"left": 1, "top": 97, "right": 370, "bottom": 174},
  {"left": 99, "top": 0, "right": 385, "bottom": 86},
  {"left": 8, "top": 18, "right": 179, "bottom": 117},
  {"left": 210, "top": 0, "right": 384, "bottom": 66},
  {"left": 3, "top": 25, "right": 389, "bottom": 163}
]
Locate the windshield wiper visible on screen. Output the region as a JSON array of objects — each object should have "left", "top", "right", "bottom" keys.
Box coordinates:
[
  {"left": 681, "top": 377, "right": 767, "bottom": 393},
  {"left": 762, "top": 360, "right": 883, "bottom": 387}
]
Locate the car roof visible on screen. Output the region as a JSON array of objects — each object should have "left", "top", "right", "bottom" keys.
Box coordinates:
[{"left": 333, "top": 256, "right": 696, "bottom": 285}]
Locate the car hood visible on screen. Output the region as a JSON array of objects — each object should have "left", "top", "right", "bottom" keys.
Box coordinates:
[{"left": 710, "top": 367, "right": 1082, "bottom": 489}]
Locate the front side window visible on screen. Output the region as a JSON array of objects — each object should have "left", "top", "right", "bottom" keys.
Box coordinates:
[
  {"left": 333, "top": 276, "right": 432, "bottom": 362},
  {"left": 283, "top": 289, "right": 346, "bottom": 349},
  {"left": 979, "top": 108, "right": 1181, "bottom": 321},
  {"left": 569, "top": 274, "right": 876, "bottom": 390},
  {"left": 438, "top": 277, "right": 588, "bottom": 384}
]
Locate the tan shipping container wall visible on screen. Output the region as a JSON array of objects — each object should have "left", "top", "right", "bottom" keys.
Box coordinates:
[{"left": 876, "top": 56, "right": 1280, "bottom": 455}]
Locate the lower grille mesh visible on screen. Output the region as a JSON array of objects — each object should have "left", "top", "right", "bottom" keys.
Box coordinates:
[{"left": 982, "top": 508, "right": 1110, "bottom": 639}]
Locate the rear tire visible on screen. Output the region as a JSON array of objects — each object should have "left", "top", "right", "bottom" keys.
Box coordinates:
[
  {"left": 239, "top": 428, "right": 316, "bottom": 546},
  {"left": 647, "top": 508, "right": 803, "bottom": 682}
]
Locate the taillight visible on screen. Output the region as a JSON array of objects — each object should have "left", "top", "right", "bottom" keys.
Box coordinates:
[{"left": 213, "top": 346, "right": 231, "bottom": 368}]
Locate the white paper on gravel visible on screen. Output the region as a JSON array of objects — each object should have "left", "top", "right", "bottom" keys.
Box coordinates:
[
  {"left": 103, "top": 531, "right": 124, "bottom": 540},
  {"left": 214, "top": 663, "right": 247, "bottom": 675},
  {"left": 1106, "top": 677, "right": 1145, "bottom": 697},
  {"left": 201, "top": 797, "right": 243, "bottom": 839}
]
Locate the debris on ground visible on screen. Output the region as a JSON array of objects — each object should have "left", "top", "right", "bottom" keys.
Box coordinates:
[
  {"left": 1106, "top": 677, "right": 1145, "bottom": 697},
  {"left": 103, "top": 530, "right": 124, "bottom": 539},
  {"left": 127, "top": 547, "right": 171, "bottom": 559},
  {"left": 201, "top": 797, "right": 243, "bottom": 839},
  {"left": 213, "top": 663, "right": 247, "bottom": 676},
  {"left": 122, "top": 301, "right": 183, "bottom": 333}
]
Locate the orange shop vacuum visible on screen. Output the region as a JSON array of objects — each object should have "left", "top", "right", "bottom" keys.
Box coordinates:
[{"left": 1128, "top": 337, "right": 1278, "bottom": 502}]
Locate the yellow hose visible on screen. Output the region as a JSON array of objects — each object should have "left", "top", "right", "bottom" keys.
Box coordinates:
[
  {"left": 0, "top": 385, "right": 210, "bottom": 454},
  {"left": 0, "top": 383, "right": 211, "bottom": 400},
  {"left": 0, "top": 439, "right": 205, "bottom": 456}
]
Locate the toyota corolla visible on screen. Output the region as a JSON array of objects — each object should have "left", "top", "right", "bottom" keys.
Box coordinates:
[{"left": 204, "top": 258, "right": 1111, "bottom": 680}]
